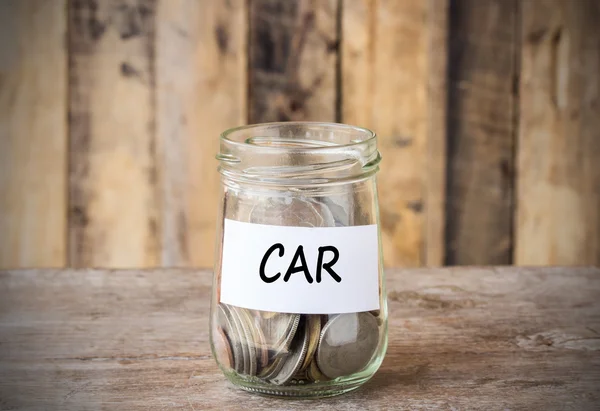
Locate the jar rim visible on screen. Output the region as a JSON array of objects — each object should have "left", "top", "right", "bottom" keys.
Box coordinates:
[
  {"left": 220, "top": 122, "right": 376, "bottom": 153},
  {"left": 217, "top": 122, "right": 380, "bottom": 186}
]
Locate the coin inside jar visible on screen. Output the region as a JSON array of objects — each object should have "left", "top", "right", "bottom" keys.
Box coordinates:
[
  {"left": 239, "top": 307, "right": 269, "bottom": 371},
  {"left": 218, "top": 304, "right": 243, "bottom": 372},
  {"left": 270, "top": 319, "right": 310, "bottom": 385},
  {"left": 226, "top": 305, "right": 251, "bottom": 374},
  {"left": 214, "top": 326, "right": 234, "bottom": 369},
  {"left": 230, "top": 306, "right": 257, "bottom": 376},
  {"left": 298, "top": 314, "right": 321, "bottom": 372},
  {"left": 316, "top": 312, "right": 380, "bottom": 379},
  {"left": 261, "top": 313, "right": 300, "bottom": 358},
  {"left": 249, "top": 197, "right": 326, "bottom": 227},
  {"left": 306, "top": 357, "right": 329, "bottom": 382}
]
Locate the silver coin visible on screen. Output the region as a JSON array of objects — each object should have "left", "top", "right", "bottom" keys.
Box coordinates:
[
  {"left": 261, "top": 313, "right": 300, "bottom": 357},
  {"left": 230, "top": 306, "right": 257, "bottom": 376},
  {"left": 228, "top": 305, "right": 255, "bottom": 376},
  {"left": 219, "top": 304, "right": 244, "bottom": 373},
  {"left": 259, "top": 355, "right": 286, "bottom": 381},
  {"left": 308, "top": 198, "right": 336, "bottom": 227},
  {"left": 270, "top": 320, "right": 310, "bottom": 385},
  {"left": 249, "top": 197, "right": 325, "bottom": 227},
  {"left": 246, "top": 311, "right": 270, "bottom": 371},
  {"left": 319, "top": 196, "right": 351, "bottom": 226},
  {"left": 316, "top": 312, "right": 379, "bottom": 379}
]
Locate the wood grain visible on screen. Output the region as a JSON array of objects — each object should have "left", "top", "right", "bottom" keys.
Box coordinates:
[
  {"left": 155, "top": 0, "right": 247, "bottom": 267},
  {"left": 68, "top": 0, "right": 160, "bottom": 267},
  {"left": 426, "top": 0, "right": 449, "bottom": 266},
  {"left": 249, "top": 0, "right": 338, "bottom": 122},
  {"left": 342, "top": 0, "right": 435, "bottom": 266},
  {"left": 516, "top": 0, "right": 600, "bottom": 265},
  {"left": 445, "top": 0, "right": 518, "bottom": 265},
  {"left": 0, "top": 267, "right": 599, "bottom": 409},
  {"left": 0, "top": 0, "right": 67, "bottom": 268}
]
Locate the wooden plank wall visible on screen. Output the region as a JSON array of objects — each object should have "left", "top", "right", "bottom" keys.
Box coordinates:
[
  {"left": 516, "top": 0, "right": 600, "bottom": 265},
  {"left": 0, "top": 0, "right": 67, "bottom": 268},
  {"left": 0, "top": 0, "right": 598, "bottom": 269},
  {"left": 445, "top": 0, "right": 519, "bottom": 265}
]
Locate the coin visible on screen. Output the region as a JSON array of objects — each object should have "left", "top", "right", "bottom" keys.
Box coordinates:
[
  {"left": 299, "top": 314, "right": 321, "bottom": 372},
  {"left": 308, "top": 198, "right": 335, "bottom": 227},
  {"left": 259, "top": 355, "right": 286, "bottom": 380},
  {"left": 270, "top": 320, "right": 310, "bottom": 385},
  {"left": 316, "top": 312, "right": 379, "bottom": 379},
  {"left": 249, "top": 197, "right": 325, "bottom": 227},
  {"left": 218, "top": 304, "right": 243, "bottom": 373},
  {"left": 306, "top": 357, "right": 329, "bottom": 382},
  {"left": 238, "top": 307, "right": 268, "bottom": 371},
  {"left": 214, "top": 326, "right": 234, "bottom": 369},
  {"left": 258, "top": 310, "right": 278, "bottom": 320},
  {"left": 261, "top": 313, "right": 300, "bottom": 357},
  {"left": 229, "top": 305, "right": 256, "bottom": 376},
  {"left": 315, "top": 197, "right": 346, "bottom": 226}
]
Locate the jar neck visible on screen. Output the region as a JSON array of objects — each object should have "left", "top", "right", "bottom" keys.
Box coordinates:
[{"left": 217, "top": 122, "right": 381, "bottom": 187}]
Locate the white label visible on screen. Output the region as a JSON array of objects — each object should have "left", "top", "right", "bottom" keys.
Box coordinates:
[{"left": 220, "top": 219, "right": 380, "bottom": 314}]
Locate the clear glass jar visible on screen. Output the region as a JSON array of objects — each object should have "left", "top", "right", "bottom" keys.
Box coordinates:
[{"left": 209, "top": 122, "right": 387, "bottom": 398}]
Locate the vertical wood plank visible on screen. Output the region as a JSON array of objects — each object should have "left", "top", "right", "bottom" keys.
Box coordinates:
[
  {"left": 156, "top": 0, "right": 247, "bottom": 267},
  {"left": 68, "top": 0, "right": 160, "bottom": 267},
  {"left": 445, "top": 0, "right": 518, "bottom": 265},
  {"left": 0, "top": 0, "right": 67, "bottom": 268},
  {"left": 516, "top": 0, "right": 600, "bottom": 265},
  {"left": 249, "top": 0, "right": 338, "bottom": 122},
  {"left": 343, "top": 0, "right": 436, "bottom": 267},
  {"left": 426, "top": 0, "right": 449, "bottom": 266}
]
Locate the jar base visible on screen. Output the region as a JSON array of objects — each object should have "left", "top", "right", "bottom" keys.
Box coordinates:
[{"left": 224, "top": 373, "right": 372, "bottom": 399}]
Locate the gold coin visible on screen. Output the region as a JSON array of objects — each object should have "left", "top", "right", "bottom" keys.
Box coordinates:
[
  {"left": 306, "top": 358, "right": 329, "bottom": 382},
  {"left": 299, "top": 314, "right": 321, "bottom": 372},
  {"left": 259, "top": 310, "right": 278, "bottom": 319}
]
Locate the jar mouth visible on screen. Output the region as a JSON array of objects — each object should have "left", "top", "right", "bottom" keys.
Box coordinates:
[
  {"left": 217, "top": 122, "right": 380, "bottom": 186},
  {"left": 220, "top": 122, "right": 376, "bottom": 152}
]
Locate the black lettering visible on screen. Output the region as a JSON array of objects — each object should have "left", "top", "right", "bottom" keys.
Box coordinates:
[
  {"left": 259, "top": 243, "right": 284, "bottom": 283},
  {"left": 283, "top": 246, "right": 313, "bottom": 283},
  {"left": 316, "top": 246, "right": 341, "bottom": 283}
]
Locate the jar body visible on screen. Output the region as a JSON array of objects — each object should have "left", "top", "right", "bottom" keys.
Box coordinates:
[{"left": 209, "top": 123, "right": 387, "bottom": 398}]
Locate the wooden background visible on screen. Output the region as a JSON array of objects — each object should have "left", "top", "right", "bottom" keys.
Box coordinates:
[{"left": 0, "top": 0, "right": 598, "bottom": 269}]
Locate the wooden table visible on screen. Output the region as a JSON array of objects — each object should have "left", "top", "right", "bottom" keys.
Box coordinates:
[{"left": 1, "top": 268, "right": 599, "bottom": 410}]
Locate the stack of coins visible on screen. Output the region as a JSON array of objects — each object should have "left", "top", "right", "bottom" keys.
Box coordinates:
[
  {"left": 214, "top": 304, "right": 380, "bottom": 386},
  {"left": 213, "top": 194, "right": 381, "bottom": 385}
]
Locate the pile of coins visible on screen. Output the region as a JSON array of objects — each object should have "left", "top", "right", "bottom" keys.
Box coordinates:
[{"left": 214, "top": 304, "right": 380, "bottom": 385}]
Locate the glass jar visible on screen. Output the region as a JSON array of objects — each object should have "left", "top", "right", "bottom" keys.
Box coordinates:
[{"left": 209, "top": 122, "right": 387, "bottom": 398}]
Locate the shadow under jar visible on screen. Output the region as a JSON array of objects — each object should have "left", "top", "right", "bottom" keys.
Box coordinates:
[{"left": 209, "top": 122, "right": 388, "bottom": 398}]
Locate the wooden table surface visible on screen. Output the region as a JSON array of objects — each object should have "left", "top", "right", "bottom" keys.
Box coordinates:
[{"left": 0, "top": 267, "right": 599, "bottom": 410}]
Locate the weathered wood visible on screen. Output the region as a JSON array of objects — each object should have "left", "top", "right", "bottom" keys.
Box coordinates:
[
  {"left": 0, "top": 0, "right": 67, "bottom": 268},
  {"left": 426, "top": 0, "right": 449, "bottom": 266},
  {"left": 68, "top": 0, "right": 160, "bottom": 267},
  {"left": 249, "top": 0, "right": 338, "bottom": 122},
  {"left": 1, "top": 267, "right": 599, "bottom": 409},
  {"left": 445, "top": 0, "right": 518, "bottom": 265},
  {"left": 342, "top": 0, "right": 439, "bottom": 266},
  {"left": 155, "top": 0, "right": 247, "bottom": 266},
  {"left": 516, "top": 0, "right": 600, "bottom": 265}
]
